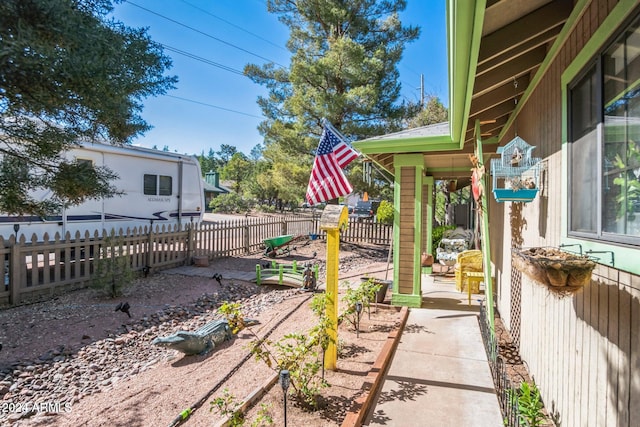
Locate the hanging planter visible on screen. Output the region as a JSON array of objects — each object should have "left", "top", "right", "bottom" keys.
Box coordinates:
[{"left": 512, "top": 247, "right": 596, "bottom": 296}]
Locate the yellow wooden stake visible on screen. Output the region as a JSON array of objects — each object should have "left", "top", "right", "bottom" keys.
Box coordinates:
[{"left": 319, "top": 205, "right": 348, "bottom": 371}]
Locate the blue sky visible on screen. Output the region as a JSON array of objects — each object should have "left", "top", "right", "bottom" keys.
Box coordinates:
[{"left": 112, "top": 0, "right": 448, "bottom": 156}]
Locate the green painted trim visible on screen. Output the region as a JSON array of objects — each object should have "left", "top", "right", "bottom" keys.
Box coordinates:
[
  {"left": 475, "top": 121, "right": 494, "bottom": 333},
  {"left": 561, "top": 0, "right": 637, "bottom": 88},
  {"left": 498, "top": 0, "right": 591, "bottom": 141},
  {"left": 429, "top": 166, "right": 474, "bottom": 174},
  {"left": 355, "top": 137, "right": 458, "bottom": 155},
  {"left": 422, "top": 266, "right": 433, "bottom": 274},
  {"left": 425, "top": 176, "right": 434, "bottom": 257},
  {"left": 391, "top": 293, "right": 422, "bottom": 308},
  {"left": 413, "top": 167, "right": 424, "bottom": 297},
  {"left": 447, "top": 0, "right": 486, "bottom": 146},
  {"left": 394, "top": 154, "right": 424, "bottom": 168},
  {"left": 392, "top": 166, "right": 401, "bottom": 296},
  {"left": 559, "top": 0, "right": 640, "bottom": 274}
]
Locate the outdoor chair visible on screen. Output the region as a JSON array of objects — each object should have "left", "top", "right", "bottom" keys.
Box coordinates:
[
  {"left": 436, "top": 229, "right": 472, "bottom": 273},
  {"left": 454, "top": 250, "right": 483, "bottom": 294}
]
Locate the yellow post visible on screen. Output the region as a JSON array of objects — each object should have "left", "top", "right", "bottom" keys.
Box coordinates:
[{"left": 319, "top": 205, "right": 348, "bottom": 371}]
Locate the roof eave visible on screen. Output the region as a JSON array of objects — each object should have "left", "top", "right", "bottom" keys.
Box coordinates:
[
  {"left": 448, "top": 0, "right": 486, "bottom": 147},
  {"left": 354, "top": 134, "right": 453, "bottom": 155}
]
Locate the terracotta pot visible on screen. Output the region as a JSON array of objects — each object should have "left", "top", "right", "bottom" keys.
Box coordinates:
[{"left": 421, "top": 253, "right": 434, "bottom": 267}]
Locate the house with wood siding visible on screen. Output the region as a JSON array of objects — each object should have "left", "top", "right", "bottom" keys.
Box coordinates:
[{"left": 354, "top": 1, "right": 640, "bottom": 425}]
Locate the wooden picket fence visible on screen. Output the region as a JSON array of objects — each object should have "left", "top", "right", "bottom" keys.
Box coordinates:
[{"left": 1, "top": 216, "right": 391, "bottom": 305}]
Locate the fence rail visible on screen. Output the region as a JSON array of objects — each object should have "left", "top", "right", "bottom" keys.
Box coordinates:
[{"left": 1, "top": 216, "right": 392, "bottom": 305}]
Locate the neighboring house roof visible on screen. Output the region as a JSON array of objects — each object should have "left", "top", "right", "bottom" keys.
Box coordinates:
[
  {"left": 202, "top": 180, "right": 228, "bottom": 194},
  {"left": 203, "top": 170, "right": 229, "bottom": 194},
  {"left": 355, "top": 0, "right": 572, "bottom": 181}
]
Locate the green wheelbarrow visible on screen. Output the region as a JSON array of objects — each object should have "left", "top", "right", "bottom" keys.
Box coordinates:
[{"left": 263, "top": 234, "right": 309, "bottom": 258}]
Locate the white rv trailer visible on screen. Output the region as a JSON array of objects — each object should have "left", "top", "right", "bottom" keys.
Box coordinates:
[{"left": 0, "top": 141, "right": 204, "bottom": 240}]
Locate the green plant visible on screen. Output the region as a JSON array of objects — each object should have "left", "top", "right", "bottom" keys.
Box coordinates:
[
  {"left": 209, "top": 193, "right": 250, "bottom": 213},
  {"left": 210, "top": 388, "right": 244, "bottom": 427},
  {"left": 339, "top": 279, "right": 381, "bottom": 330},
  {"left": 90, "top": 232, "right": 134, "bottom": 298},
  {"left": 218, "top": 301, "right": 251, "bottom": 334},
  {"left": 309, "top": 293, "right": 335, "bottom": 356},
  {"left": 251, "top": 403, "right": 274, "bottom": 427},
  {"left": 250, "top": 332, "right": 328, "bottom": 409},
  {"left": 376, "top": 200, "right": 394, "bottom": 224},
  {"left": 432, "top": 224, "right": 456, "bottom": 251},
  {"left": 509, "top": 381, "right": 545, "bottom": 427}
]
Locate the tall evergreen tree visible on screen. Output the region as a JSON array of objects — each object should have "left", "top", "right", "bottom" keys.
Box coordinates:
[
  {"left": 407, "top": 96, "right": 449, "bottom": 128},
  {"left": 0, "top": 0, "right": 176, "bottom": 216},
  {"left": 245, "top": 0, "right": 420, "bottom": 199}
]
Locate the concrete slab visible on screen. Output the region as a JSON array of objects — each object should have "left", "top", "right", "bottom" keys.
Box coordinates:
[{"left": 363, "top": 274, "right": 503, "bottom": 427}]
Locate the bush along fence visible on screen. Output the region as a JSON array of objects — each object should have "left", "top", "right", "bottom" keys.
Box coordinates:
[{"left": 1, "top": 216, "right": 392, "bottom": 305}]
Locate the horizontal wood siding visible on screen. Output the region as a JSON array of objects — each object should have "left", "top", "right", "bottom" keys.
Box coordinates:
[{"left": 398, "top": 166, "right": 416, "bottom": 295}]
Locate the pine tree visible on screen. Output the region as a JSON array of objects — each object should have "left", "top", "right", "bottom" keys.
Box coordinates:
[
  {"left": 245, "top": 0, "right": 420, "bottom": 199},
  {"left": 0, "top": 0, "right": 176, "bottom": 216}
]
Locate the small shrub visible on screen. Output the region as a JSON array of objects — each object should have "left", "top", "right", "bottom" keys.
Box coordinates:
[
  {"left": 210, "top": 388, "right": 244, "bottom": 427},
  {"left": 209, "top": 193, "right": 250, "bottom": 213},
  {"left": 433, "top": 224, "right": 456, "bottom": 251},
  {"left": 90, "top": 232, "right": 134, "bottom": 298},
  {"left": 376, "top": 200, "right": 394, "bottom": 224},
  {"left": 508, "top": 381, "right": 546, "bottom": 427},
  {"left": 251, "top": 403, "right": 274, "bottom": 427},
  {"left": 339, "top": 278, "right": 381, "bottom": 330}
]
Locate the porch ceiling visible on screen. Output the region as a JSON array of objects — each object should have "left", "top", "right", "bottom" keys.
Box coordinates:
[
  {"left": 466, "top": 0, "right": 573, "bottom": 146},
  {"left": 354, "top": 0, "right": 575, "bottom": 182}
]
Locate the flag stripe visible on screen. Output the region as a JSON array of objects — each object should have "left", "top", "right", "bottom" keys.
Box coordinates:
[{"left": 305, "top": 122, "right": 356, "bottom": 205}]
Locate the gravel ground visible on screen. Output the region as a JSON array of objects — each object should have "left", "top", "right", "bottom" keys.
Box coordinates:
[{"left": 0, "top": 239, "right": 398, "bottom": 426}]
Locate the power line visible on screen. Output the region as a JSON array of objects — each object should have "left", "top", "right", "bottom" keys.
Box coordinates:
[
  {"left": 165, "top": 95, "right": 263, "bottom": 119},
  {"left": 124, "top": 0, "right": 288, "bottom": 69},
  {"left": 160, "top": 44, "right": 245, "bottom": 75},
  {"left": 180, "top": 0, "right": 288, "bottom": 53}
]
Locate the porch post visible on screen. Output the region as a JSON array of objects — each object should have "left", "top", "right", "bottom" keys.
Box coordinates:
[
  {"left": 391, "top": 154, "right": 424, "bottom": 308},
  {"left": 422, "top": 176, "right": 434, "bottom": 274}
]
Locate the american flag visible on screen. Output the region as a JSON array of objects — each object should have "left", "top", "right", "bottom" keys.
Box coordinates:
[{"left": 305, "top": 123, "right": 359, "bottom": 205}]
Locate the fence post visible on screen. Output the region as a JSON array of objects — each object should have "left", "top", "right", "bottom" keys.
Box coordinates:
[
  {"left": 9, "top": 237, "right": 21, "bottom": 305},
  {"left": 281, "top": 218, "right": 287, "bottom": 236},
  {"left": 186, "top": 222, "right": 195, "bottom": 263},
  {"left": 147, "top": 224, "right": 154, "bottom": 270},
  {"left": 244, "top": 223, "right": 250, "bottom": 254}
]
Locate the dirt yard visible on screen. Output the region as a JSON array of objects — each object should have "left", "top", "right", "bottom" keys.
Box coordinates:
[{"left": 0, "top": 238, "right": 402, "bottom": 426}]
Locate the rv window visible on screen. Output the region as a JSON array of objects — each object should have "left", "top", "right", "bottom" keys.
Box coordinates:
[
  {"left": 76, "top": 158, "right": 93, "bottom": 167},
  {"left": 143, "top": 174, "right": 173, "bottom": 196},
  {"left": 159, "top": 175, "right": 172, "bottom": 195},
  {"left": 144, "top": 174, "right": 157, "bottom": 195}
]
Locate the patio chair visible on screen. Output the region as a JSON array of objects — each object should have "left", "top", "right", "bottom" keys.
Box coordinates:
[
  {"left": 435, "top": 229, "right": 472, "bottom": 273},
  {"left": 454, "top": 250, "right": 483, "bottom": 294}
]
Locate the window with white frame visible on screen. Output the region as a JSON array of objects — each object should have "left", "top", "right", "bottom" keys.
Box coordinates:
[
  {"left": 143, "top": 174, "right": 173, "bottom": 196},
  {"left": 569, "top": 12, "right": 640, "bottom": 246}
]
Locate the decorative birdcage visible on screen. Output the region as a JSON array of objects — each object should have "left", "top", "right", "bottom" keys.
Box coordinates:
[{"left": 490, "top": 136, "right": 541, "bottom": 203}]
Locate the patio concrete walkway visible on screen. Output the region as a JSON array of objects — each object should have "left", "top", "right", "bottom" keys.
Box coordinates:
[{"left": 362, "top": 272, "right": 504, "bottom": 427}]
